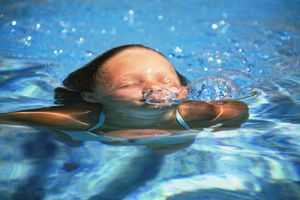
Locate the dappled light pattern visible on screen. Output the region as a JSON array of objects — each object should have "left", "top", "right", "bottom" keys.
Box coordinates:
[{"left": 0, "top": 0, "right": 300, "bottom": 199}]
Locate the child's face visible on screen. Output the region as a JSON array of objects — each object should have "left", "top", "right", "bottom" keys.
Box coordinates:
[{"left": 88, "top": 48, "right": 188, "bottom": 107}]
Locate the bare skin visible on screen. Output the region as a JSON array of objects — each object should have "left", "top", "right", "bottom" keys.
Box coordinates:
[{"left": 0, "top": 48, "right": 249, "bottom": 141}]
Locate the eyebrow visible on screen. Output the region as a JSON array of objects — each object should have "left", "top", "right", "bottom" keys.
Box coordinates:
[{"left": 121, "top": 73, "right": 144, "bottom": 80}]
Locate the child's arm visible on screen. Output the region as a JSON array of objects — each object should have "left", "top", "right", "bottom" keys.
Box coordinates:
[
  {"left": 178, "top": 100, "right": 249, "bottom": 129},
  {"left": 0, "top": 105, "right": 100, "bottom": 131}
]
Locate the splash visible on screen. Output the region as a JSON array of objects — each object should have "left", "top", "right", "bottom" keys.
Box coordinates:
[
  {"left": 188, "top": 69, "right": 254, "bottom": 101},
  {"left": 143, "top": 88, "right": 182, "bottom": 107}
]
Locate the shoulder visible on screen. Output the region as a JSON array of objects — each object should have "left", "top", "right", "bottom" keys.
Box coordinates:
[
  {"left": 1, "top": 104, "right": 103, "bottom": 131},
  {"left": 47, "top": 104, "right": 103, "bottom": 130}
]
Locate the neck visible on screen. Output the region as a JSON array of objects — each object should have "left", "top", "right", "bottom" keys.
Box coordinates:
[{"left": 102, "top": 105, "right": 177, "bottom": 129}]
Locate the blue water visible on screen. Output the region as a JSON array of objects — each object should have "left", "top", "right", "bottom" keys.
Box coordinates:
[{"left": 0, "top": 0, "right": 300, "bottom": 199}]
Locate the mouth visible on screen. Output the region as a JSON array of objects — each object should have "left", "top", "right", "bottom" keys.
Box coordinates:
[{"left": 143, "top": 89, "right": 182, "bottom": 108}]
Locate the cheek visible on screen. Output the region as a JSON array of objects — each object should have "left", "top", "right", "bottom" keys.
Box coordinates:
[
  {"left": 112, "top": 87, "right": 143, "bottom": 99},
  {"left": 178, "top": 86, "right": 189, "bottom": 99}
]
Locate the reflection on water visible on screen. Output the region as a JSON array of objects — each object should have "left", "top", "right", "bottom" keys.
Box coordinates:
[
  {"left": 0, "top": 61, "right": 299, "bottom": 200},
  {"left": 1, "top": 0, "right": 300, "bottom": 199}
]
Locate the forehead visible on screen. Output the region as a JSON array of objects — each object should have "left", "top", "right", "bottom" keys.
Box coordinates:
[{"left": 102, "top": 48, "right": 177, "bottom": 76}]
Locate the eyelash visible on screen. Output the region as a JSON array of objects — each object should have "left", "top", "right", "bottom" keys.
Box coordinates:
[
  {"left": 162, "top": 79, "right": 178, "bottom": 86},
  {"left": 119, "top": 83, "right": 138, "bottom": 88}
]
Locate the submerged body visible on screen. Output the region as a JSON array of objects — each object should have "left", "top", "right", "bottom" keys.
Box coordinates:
[{"left": 0, "top": 44, "right": 248, "bottom": 143}]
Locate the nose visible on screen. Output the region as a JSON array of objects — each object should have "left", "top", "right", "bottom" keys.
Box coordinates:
[
  {"left": 142, "top": 81, "right": 169, "bottom": 96},
  {"left": 144, "top": 81, "right": 167, "bottom": 91}
]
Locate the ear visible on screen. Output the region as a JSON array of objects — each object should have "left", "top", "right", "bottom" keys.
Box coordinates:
[{"left": 81, "top": 92, "right": 99, "bottom": 103}]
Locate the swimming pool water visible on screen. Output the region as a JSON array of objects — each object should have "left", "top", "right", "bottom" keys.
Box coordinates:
[{"left": 0, "top": 0, "right": 300, "bottom": 199}]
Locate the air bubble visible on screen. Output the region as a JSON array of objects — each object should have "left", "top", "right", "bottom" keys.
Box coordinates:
[{"left": 11, "top": 20, "right": 17, "bottom": 26}]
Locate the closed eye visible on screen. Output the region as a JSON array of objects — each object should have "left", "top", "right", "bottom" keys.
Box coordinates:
[
  {"left": 162, "top": 78, "right": 180, "bottom": 86},
  {"left": 118, "top": 82, "right": 138, "bottom": 89}
]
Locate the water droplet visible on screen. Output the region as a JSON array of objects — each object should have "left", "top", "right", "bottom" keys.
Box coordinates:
[
  {"left": 27, "top": 36, "right": 32, "bottom": 41},
  {"left": 61, "top": 28, "right": 68, "bottom": 34},
  {"left": 78, "top": 37, "right": 84, "bottom": 44},
  {"left": 123, "top": 16, "right": 129, "bottom": 22},
  {"left": 223, "top": 52, "right": 230, "bottom": 57},
  {"left": 238, "top": 48, "right": 244, "bottom": 53},
  {"left": 53, "top": 50, "right": 58, "bottom": 55},
  {"left": 128, "top": 10, "right": 134, "bottom": 15},
  {"left": 174, "top": 46, "right": 183, "bottom": 53},
  {"left": 11, "top": 20, "right": 17, "bottom": 26},
  {"left": 71, "top": 27, "right": 76, "bottom": 32},
  {"left": 219, "top": 20, "right": 226, "bottom": 25},
  {"left": 59, "top": 20, "right": 68, "bottom": 28},
  {"left": 204, "top": 67, "right": 208, "bottom": 71},
  {"left": 208, "top": 57, "right": 214, "bottom": 62},
  {"left": 170, "top": 26, "right": 175, "bottom": 32},
  {"left": 59, "top": 49, "right": 63, "bottom": 53},
  {"left": 211, "top": 23, "right": 218, "bottom": 29},
  {"left": 216, "top": 59, "right": 222, "bottom": 64},
  {"left": 86, "top": 50, "right": 94, "bottom": 57},
  {"left": 36, "top": 23, "right": 41, "bottom": 29},
  {"left": 101, "top": 29, "right": 106, "bottom": 34},
  {"left": 158, "top": 15, "right": 164, "bottom": 20}
]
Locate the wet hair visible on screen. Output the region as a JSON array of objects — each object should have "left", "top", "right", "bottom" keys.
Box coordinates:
[{"left": 54, "top": 44, "right": 190, "bottom": 105}]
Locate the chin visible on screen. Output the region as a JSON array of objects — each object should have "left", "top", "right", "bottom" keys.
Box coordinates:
[{"left": 142, "top": 102, "right": 175, "bottom": 109}]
